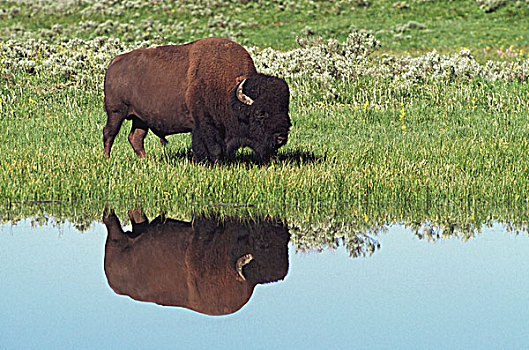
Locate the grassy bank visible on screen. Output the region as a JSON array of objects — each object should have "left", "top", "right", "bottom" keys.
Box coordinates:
[
  {"left": 2, "top": 75, "right": 528, "bottom": 206},
  {"left": 1, "top": 0, "right": 529, "bottom": 227}
]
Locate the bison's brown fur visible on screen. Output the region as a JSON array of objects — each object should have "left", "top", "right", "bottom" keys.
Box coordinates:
[
  {"left": 103, "top": 37, "right": 291, "bottom": 163},
  {"left": 103, "top": 209, "right": 290, "bottom": 316}
]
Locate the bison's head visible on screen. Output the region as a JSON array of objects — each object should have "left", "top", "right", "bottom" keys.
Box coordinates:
[
  {"left": 228, "top": 218, "right": 290, "bottom": 285},
  {"left": 230, "top": 74, "right": 291, "bottom": 163}
]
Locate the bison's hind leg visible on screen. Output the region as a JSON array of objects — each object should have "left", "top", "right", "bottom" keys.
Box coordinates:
[
  {"left": 103, "top": 109, "right": 126, "bottom": 158},
  {"left": 128, "top": 118, "right": 149, "bottom": 158}
]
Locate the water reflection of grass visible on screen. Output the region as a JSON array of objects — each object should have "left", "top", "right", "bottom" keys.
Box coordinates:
[{"left": 2, "top": 200, "right": 527, "bottom": 259}]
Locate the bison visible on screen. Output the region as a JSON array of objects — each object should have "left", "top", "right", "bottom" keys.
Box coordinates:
[
  {"left": 102, "top": 208, "right": 290, "bottom": 316},
  {"left": 103, "top": 37, "right": 291, "bottom": 163}
]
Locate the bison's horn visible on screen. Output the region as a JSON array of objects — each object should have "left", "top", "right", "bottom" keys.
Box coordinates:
[
  {"left": 236, "top": 253, "right": 254, "bottom": 281},
  {"left": 236, "top": 79, "right": 254, "bottom": 106}
]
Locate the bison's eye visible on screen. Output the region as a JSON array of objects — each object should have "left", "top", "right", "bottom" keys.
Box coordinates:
[{"left": 255, "top": 110, "right": 268, "bottom": 121}]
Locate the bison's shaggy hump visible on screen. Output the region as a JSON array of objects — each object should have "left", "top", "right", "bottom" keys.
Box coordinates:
[{"left": 103, "top": 37, "right": 291, "bottom": 163}]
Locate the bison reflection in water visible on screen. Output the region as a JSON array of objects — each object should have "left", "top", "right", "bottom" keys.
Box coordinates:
[{"left": 102, "top": 209, "right": 290, "bottom": 316}]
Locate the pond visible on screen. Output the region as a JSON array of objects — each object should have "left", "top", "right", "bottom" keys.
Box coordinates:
[{"left": 1, "top": 207, "right": 528, "bottom": 349}]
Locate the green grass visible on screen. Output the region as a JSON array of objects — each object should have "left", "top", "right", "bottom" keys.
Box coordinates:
[
  {"left": 1, "top": 0, "right": 528, "bottom": 57},
  {"left": 1, "top": 76, "right": 528, "bottom": 218},
  {"left": 1, "top": 0, "right": 529, "bottom": 232}
]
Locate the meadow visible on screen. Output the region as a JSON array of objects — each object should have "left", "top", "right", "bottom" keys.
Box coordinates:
[{"left": 1, "top": 0, "right": 529, "bottom": 241}]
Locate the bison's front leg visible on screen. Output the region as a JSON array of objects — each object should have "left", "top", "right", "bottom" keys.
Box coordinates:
[{"left": 191, "top": 121, "right": 226, "bottom": 164}]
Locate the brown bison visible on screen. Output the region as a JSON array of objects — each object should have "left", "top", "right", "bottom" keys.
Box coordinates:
[
  {"left": 103, "top": 37, "right": 291, "bottom": 163},
  {"left": 102, "top": 208, "right": 290, "bottom": 316}
]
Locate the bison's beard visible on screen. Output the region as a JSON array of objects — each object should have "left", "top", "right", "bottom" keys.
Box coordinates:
[
  {"left": 249, "top": 140, "right": 281, "bottom": 164},
  {"left": 246, "top": 125, "right": 287, "bottom": 163},
  {"left": 226, "top": 136, "right": 280, "bottom": 164},
  {"left": 256, "top": 148, "right": 277, "bottom": 163}
]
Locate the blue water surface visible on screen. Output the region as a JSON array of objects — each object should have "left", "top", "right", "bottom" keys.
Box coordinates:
[{"left": 1, "top": 220, "right": 528, "bottom": 349}]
